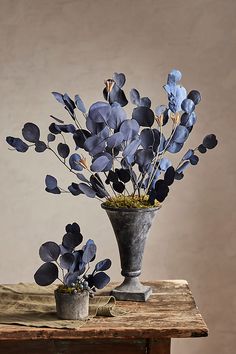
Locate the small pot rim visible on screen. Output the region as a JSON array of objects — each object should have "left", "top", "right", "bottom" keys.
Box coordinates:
[
  {"left": 54, "top": 289, "right": 88, "bottom": 297},
  {"left": 101, "top": 202, "right": 161, "bottom": 213}
]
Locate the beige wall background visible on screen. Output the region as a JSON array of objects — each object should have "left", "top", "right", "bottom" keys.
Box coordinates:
[{"left": 0, "top": 0, "right": 235, "bottom": 353}]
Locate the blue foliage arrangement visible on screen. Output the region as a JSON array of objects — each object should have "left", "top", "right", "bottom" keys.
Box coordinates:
[
  {"left": 6, "top": 70, "right": 218, "bottom": 207},
  {"left": 34, "top": 221, "right": 111, "bottom": 294}
]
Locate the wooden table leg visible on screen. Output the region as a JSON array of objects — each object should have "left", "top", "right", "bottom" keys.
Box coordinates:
[{"left": 147, "top": 339, "right": 171, "bottom": 354}]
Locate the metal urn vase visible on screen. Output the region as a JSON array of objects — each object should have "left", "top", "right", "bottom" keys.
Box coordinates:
[{"left": 101, "top": 204, "right": 159, "bottom": 302}]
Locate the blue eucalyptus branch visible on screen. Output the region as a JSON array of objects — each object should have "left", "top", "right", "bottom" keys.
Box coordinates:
[{"left": 6, "top": 70, "right": 218, "bottom": 206}]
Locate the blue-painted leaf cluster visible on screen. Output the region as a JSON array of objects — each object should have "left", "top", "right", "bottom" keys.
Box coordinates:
[
  {"left": 6, "top": 122, "right": 46, "bottom": 153},
  {"left": 34, "top": 222, "right": 111, "bottom": 293},
  {"left": 6, "top": 70, "right": 218, "bottom": 206}
]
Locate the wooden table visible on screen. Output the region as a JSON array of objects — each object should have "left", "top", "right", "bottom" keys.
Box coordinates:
[{"left": 0, "top": 280, "right": 208, "bottom": 354}]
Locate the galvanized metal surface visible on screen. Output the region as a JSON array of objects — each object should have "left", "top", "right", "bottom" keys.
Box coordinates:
[
  {"left": 102, "top": 205, "right": 158, "bottom": 301},
  {"left": 54, "top": 290, "right": 89, "bottom": 320}
]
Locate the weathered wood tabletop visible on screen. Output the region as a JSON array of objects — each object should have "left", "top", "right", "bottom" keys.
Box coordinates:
[{"left": 0, "top": 280, "right": 208, "bottom": 354}]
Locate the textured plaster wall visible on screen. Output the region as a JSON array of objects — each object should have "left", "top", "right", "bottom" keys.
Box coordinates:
[{"left": 0, "top": 0, "right": 235, "bottom": 353}]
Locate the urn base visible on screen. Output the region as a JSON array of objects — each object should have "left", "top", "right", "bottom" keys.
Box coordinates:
[{"left": 111, "top": 277, "right": 152, "bottom": 301}]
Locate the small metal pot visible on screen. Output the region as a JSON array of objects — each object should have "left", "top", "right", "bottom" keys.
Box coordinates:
[{"left": 54, "top": 289, "right": 89, "bottom": 320}]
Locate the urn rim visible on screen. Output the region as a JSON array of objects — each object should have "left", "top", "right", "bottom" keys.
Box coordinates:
[{"left": 101, "top": 202, "right": 160, "bottom": 213}]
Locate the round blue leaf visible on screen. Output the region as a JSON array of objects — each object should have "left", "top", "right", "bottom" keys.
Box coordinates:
[
  {"left": 95, "top": 258, "right": 112, "bottom": 272},
  {"left": 39, "top": 241, "right": 60, "bottom": 262},
  {"left": 22, "top": 123, "right": 40, "bottom": 143},
  {"left": 155, "top": 180, "right": 169, "bottom": 202},
  {"left": 175, "top": 171, "right": 184, "bottom": 180},
  {"left": 34, "top": 262, "right": 58, "bottom": 286},
  {"left": 58, "top": 124, "right": 76, "bottom": 134},
  {"left": 119, "top": 119, "right": 139, "bottom": 141},
  {"left": 68, "top": 183, "right": 83, "bottom": 196},
  {"left": 132, "top": 106, "right": 154, "bottom": 127},
  {"left": 75, "top": 94, "right": 86, "bottom": 113},
  {"left": 35, "top": 141, "right": 47, "bottom": 153},
  {"left": 92, "top": 272, "right": 110, "bottom": 289},
  {"left": 113, "top": 181, "right": 125, "bottom": 193},
  {"left": 190, "top": 155, "right": 199, "bottom": 165},
  {"left": 113, "top": 72, "right": 126, "bottom": 88},
  {"left": 94, "top": 152, "right": 113, "bottom": 170},
  {"left": 140, "top": 97, "right": 151, "bottom": 108},
  {"left": 57, "top": 143, "right": 70, "bottom": 158},
  {"left": 202, "top": 134, "right": 218, "bottom": 149},
  {"left": 91, "top": 155, "right": 110, "bottom": 172},
  {"left": 172, "top": 125, "right": 189, "bottom": 144},
  {"left": 198, "top": 144, "right": 207, "bottom": 154},
  {"left": 49, "top": 123, "right": 61, "bottom": 135},
  {"left": 63, "top": 232, "right": 83, "bottom": 250},
  {"left": 84, "top": 136, "right": 106, "bottom": 156},
  {"left": 116, "top": 168, "right": 131, "bottom": 183},
  {"left": 66, "top": 222, "right": 81, "bottom": 235},
  {"left": 82, "top": 239, "right": 97, "bottom": 264},
  {"left": 69, "top": 153, "right": 83, "bottom": 171},
  {"left": 181, "top": 99, "right": 195, "bottom": 114},
  {"left": 167, "top": 141, "right": 184, "bottom": 153},
  {"left": 107, "top": 132, "right": 124, "bottom": 148},
  {"left": 47, "top": 133, "right": 55, "bottom": 142},
  {"left": 181, "top": 112, "right": 197, "bottom": 127},
  {"left": 187, "top": 90, "right": 201, "bottom": 105},
  {"left": 78, "top": 183, "right": 96, "bottom": 198},
  {"left": 130, "top": 88, "right": 140, "bottom": 105},
  {"left": 88, "top": 101, "right": 111, "bottom": 123},
  {"left": 51, "top": 91, "right": 64, "bottom": 104},
  {"left": 164, "top": 166, "right": 175, "bottom": 186},
  {"left": 45, "top": 175, "right": 57, "bottom": 190},
  {"left": 59, "top": 253, "right": 75, "bottom": 270}
]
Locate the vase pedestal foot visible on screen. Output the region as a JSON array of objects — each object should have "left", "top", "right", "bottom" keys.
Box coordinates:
[{"left": 111, "top": 277, "right": 152, "bottom": 302}]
